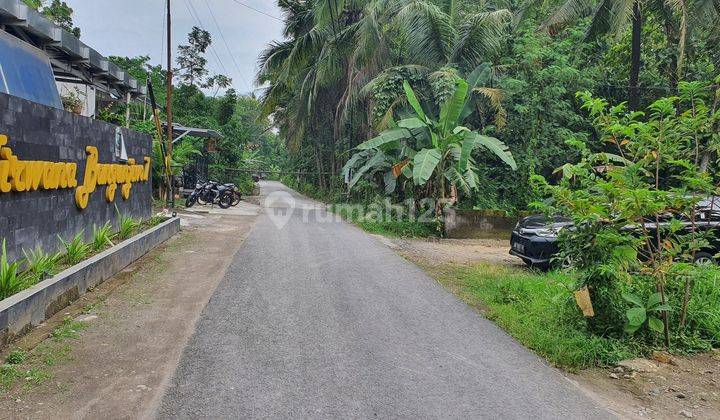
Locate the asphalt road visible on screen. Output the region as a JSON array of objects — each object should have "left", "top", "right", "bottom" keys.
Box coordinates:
[{"left": 158, "top": 181, "right": 613, "bottom": 419}]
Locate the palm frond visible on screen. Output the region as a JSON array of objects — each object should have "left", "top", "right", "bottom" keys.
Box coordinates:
[
  {"left": 256, "top": 40, "right": 294, "bottom": 85},
  {"left": 542, "top": 0, "right": 595, "bottom": 35},
  {"left": 452, "top": 9, "right": 512, "bottom": 68},
  {"left": 394, "top": 0, "right": 455, "bottom": 66},
  {"left": 607, "top": 0, "right": 636, "bottom": 39},
  {"left": 474, "top": 87, "right": 507, "bottom": 129}
]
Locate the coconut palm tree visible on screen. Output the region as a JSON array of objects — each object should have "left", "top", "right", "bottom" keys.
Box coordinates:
[
  {"left": 544, "top": 0, "right": 719, "bottom": 108},
  {"left": 257, "top": 0, "right": 513, "bottom": 160}
]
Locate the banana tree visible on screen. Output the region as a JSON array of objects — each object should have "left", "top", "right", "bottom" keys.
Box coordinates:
[{"left": 343, "top": 77, "right": 516, "bottom": 203}]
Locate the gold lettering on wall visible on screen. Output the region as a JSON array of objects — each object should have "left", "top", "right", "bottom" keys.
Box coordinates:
[{"left": 0, "top": 135, "right": 151, "bottom": 210}]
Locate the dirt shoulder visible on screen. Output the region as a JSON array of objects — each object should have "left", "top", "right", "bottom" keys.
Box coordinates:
[
  {"left": 385, "top": 235, "right": 720, "bottom": 420},
  {"left": 0, "top": 204, "right": 259, "bottom": 419},
  {"left": 369, "top": 235, "right": 523, "bottom": 267}
]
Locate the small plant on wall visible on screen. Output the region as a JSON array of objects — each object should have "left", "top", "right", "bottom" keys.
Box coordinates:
[
  {"left": 91, "top": 222, "right": 116, "bottom": 251},
  {"left": 22, "top": 247, "right": 60, "bottom": 284},
  {"left": 60, "top": 88, "right": 85, "bottom": 115}
]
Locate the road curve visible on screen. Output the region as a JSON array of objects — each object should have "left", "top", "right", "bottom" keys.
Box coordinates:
[{"left": 157, "top": 181, "right": 613, "bottom": 419}]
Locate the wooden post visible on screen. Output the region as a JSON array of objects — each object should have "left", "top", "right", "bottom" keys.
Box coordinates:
[{"left": 165, "top": 0, "right": 174, "bottom": 207}]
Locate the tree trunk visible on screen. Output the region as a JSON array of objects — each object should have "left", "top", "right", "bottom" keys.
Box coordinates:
[
  {"left": 629, "top": 1, "right": 642, "bottom": 110},
  {"left": 662, "top": 8, "right": 679, "bottom": 94}
]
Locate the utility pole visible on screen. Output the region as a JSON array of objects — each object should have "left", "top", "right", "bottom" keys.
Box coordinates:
[
  {"left": 124, "top": 92, "right": 131, "bottom": 128},
  {"left": 165, "top": 0, "right": 174, "bottom": 207}
]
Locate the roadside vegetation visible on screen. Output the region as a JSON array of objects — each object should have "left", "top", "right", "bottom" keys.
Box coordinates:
[
  {"left": 257, "top": 0, "right": 720, "bottom": 366},
  {"left": 258, "top": 0, "right": 718, "bottom": 214},
  {"left": 330, "top": 202, "right": 437, "bottom": 237},
  {"left": 430, "top": 262, "right": 719, "bottom": 369},
  {"left": 1, "top": 316, "right": 87, "bottom": 391},
  {"left": 103, "top": 30, "right": 284, "bottom": 197},
  {"left": 0, "top": 214, "right": 165, "bottom": 301}
]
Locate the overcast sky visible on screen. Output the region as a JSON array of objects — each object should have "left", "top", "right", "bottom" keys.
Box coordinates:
[{"left": 64, "top": 0, "right": 285, "bottom": 94}]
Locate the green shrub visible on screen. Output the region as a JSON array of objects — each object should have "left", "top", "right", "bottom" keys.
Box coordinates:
[
  {"left": 22, "top": 247, "right": 60, "bottom": 284},
  {"left": 58, "top": 232, "right": 90, "bottom": 265},
  {"left": 147, "top": 215, "right": 166, "bottom": 227},
  {"left": 0, "top": 240, "right": 31, "bottom": 300},
  {"left": 232, "top": 173, "right": 255, "bottom": 195},
  {"left": 355, "top": 219, "right": 436, "bottom": 238},
  {"left": 117, "top": 215, "right": 140, "bottom": 240},
  {"left": 533, "top": 85, "right": 720, "bottom": 347},
  {"left": 91, "top": 222, "right": 116, "bottom": 251}
]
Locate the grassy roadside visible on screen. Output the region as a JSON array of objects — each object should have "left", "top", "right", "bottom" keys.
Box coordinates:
[
  {"left": 417, "top": 260, "right": 720, "bottom": 371},
  {"left": 415, "top": 261, "right": 652, "bottom": 370},
  {"left": 332, "top": 205, "right": 437, "bottom": 238},
  {"left": 1, "top": 317, "right": 88, "bottom": 391},
  {"left": 328, "top": 204, "right": 439, "bottom": 238},
  {"left": 279, "top": 178, "right": 439, "bottom": 238}
]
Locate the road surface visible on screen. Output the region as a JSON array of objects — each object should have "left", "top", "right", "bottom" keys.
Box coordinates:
[{"left": 158, "top": 181, "right": 612, "bottom": 419}]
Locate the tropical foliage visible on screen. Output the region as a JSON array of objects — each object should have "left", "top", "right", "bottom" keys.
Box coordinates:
[
  {"left": 22, "top": 0, "right": 81, "bottom": 37},
  {"left": 259, "top": 0, "right": 719, "bottom": 214},
  {"left": 343, "top": 77, "right": 516, "bottom": 206},
  {"left": 106, "top": 29, "right": 283, "bottom": 196},
  {"left": 533, "top": 80, "right": 720, "bottom": 348}
]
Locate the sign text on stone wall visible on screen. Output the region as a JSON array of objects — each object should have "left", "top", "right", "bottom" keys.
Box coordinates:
[{"left": 0, "top": 135, "right": 151, "bottom": 209}]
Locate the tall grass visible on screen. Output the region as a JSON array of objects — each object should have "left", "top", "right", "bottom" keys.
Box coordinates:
[
  {"left": 57, "top": 232, "right": 90, "bottom": 265},
  {"left": 434, "top": 263, "right": 642, "bottom": 369},
  {"left": 91, "top": 222, "right": 115, "bottom": 251},
  {"left": 0, "top": 240, "right": 31, "bottom": 300},
  {"left": 22, "top": 247, "right": 60, "bottom": 284},
  {"left": 117, "top": 216, "right": 140, "bottom": 240}
]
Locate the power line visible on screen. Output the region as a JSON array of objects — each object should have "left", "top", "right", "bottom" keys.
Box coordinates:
[
  {"left": 202, "top": 0, "right": 251, "bottom": 92},
  {"left": 227, "top": 0, "right": 283, "bottom": 22},
  {"left": 181, "top": 0, "right": 233, "bottom": 87}
]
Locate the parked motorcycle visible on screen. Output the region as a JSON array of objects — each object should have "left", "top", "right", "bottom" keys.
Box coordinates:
[
  {"left": 185, "top": 180, "right": 242, "bottom": 209},
  {"left": 184, "top": 181, "right": 204, "bottom": 208},
  {"left": 223, "top": 183, "right": 242, "bottom": 206},
  {"left": 191, "top": 181, "right": 234, "bottom": 209}
]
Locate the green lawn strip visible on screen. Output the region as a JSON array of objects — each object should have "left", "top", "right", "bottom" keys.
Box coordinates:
[
  {"left": 431, "top": 262, "right": 646, "bottom": 370},
  {"left": 329, "top": 205, "right": 437, "bottom": 238},
  {"left": 1, "top": 317, "right": 88, "bottom": 392}
]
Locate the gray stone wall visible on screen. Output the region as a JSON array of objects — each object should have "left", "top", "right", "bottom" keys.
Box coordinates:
[
  {"left": 444, "top": 208, "right": 521, "bottom": 239},
  {"left": 0, "top": 93, "right": 152, "bottom": 261}
]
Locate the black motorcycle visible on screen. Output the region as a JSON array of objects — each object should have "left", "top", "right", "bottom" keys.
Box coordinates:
[
  {"left": 184, "top": 181, "right": 204, "bottom": 208},
  {"left": 187, "top": 181, "right": 234, "bottom": 209},
  {"left": 223, "top": 183, "right": 242, "bottom": 206}
]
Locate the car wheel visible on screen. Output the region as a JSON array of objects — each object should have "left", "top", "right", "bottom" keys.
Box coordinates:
[
  {"left": 560, "top": 255, "right": 575, "bottom": 271},
  {"left": 694, "top": 252, "right": 716, "bottom": 267}
]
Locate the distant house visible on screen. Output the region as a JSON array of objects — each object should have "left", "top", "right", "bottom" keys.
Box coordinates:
[{"left": 0, "top": 0, "right": 145, "bottom": 119}]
